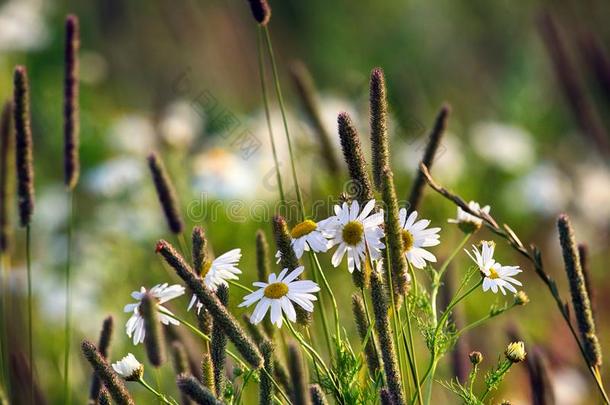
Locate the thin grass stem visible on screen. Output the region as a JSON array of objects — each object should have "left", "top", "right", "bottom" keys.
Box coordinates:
[
  {"left": 63, "top": 191, "right": 74, "bottom": 404},
  {"left": 26, "top": 224, "right": 33, "bottom": 404}
]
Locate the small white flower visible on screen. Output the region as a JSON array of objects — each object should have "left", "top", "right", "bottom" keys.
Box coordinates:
[
  {"left": 282, "top": 219, "right": 332, "bottom": 259},
  {"left": 239, "top": 266, "right": 320, "bottom": 328},
  {"left": 112, "top": 353, "right": 144, "bottom": 381},
  {"left": 466, "top": 241, "right": 522, "bottom": 295},
  {"left": 124, "top": 283, "right": 185, "bottom": 345},
  {"left": 188, "top": 249, "right": 242, "bottom": 314},
  {"left": 448, "top": 201, "right": 490, "bottom": 231},
  {"left": 325, "top": 200, "right": 385, "bottom": 273},
  {"left": 399, "top": 209, "right": 440, "bottom": 269}
]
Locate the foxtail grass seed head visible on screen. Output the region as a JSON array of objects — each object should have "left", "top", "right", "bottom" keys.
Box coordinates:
[
  {"left": 0, "top": 101, "right": 14, "bottom": 253},
  {"left": 381, "top": 167, "right": 409, "bottom": 296},
  {"left": 527, "top": 347, "right": 555, "bottom": 405},
  {"left": 140, "top": 293, "right": 166, "bottom": 367},
  {"left": 557, "top": 214, "right": 602, "bottom": 367},
  {"left": 370, "top": 271, "right": 404, "bottom": 404},
  {"left": 272, "top": 215, "right": 299, "bottom": 270},
  {"left": 578, "top": 243, "right": 595, "bottom": 313},
  {"left": 13, "top": 65, "right": 35, "bottom": 227},
  {"left": 259, "top": 339, "right": 275, "bottom": 405},
  {"left": 290, "top": 61, "right": 340, "bottom": 174},
  {"left": 243, "top": 314, "right": 267, "bottom": 345},
  {"left": 370, "top": 67, "right": 389, "bottom": 190},
  {"left": 171, "top": 342, "right": 194, "bottom": 405},
  {"left": 81, "top": 340, "right": 135, "bottom": 405},
  {"left": 156, "top": 240, "right": 263, "bottom": 368},
  {"left": 288, "top": 343, "right": 310, "bottom": 405},
  {"left": 469, "top": 351, "right": 483, "bottom": 365},
  {"left": 505, "top": 341, "right": 526, "bottom": 363},
  {"left": 148, "top": 152, "right": 184, "bottom": 234},
  {"left": 192, "top": 226, "right": 207, "bottom": 274},
  {"left": 338, "top": 112, "right": 373, "bottom": 203},
  {"left": 197, "top": 306, "right": 212, "bottom": 335},
  {"left": 64, "top": 14, "right": 80, "bottom": 189},
  {"left": 201, "top": 353, "right": 216, "bottom": 394},
  {"left": 408, "top": 104, "right": 450, "bottom": 210},
  {"left": 256, "top": 230, "right": 275, "bottom": 337},
  {"left": 98, "top": 387, "right": 111, "bottom": 405},
  {"left": 352, "top": 253, "right": 371, "bottom": 289},
  {"left": 90, "top": 316, "right": 115, "bottom": 402},
  {"left": 514, "top": 291, "right": 529, "bottom": 306},
  {"left": 309, "top": 384, "right": 328, "bottom": 405},
  {"left": 211, "top": 284, "right": 229, "bottom": 397},
  {"left": 177, "top": 373, "right": 223, "bottom": 405},
  {"left": 246, "top": 0, "right": 271, "bottom": 26},
  {"left": 380, "top": 388, "right": 395, "bottom": 405},
  {"left": 352, "top": 293, "right": 380, "bottom": 374}
]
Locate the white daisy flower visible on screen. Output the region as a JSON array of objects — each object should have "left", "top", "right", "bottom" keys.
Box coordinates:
[
  {"left": 123, "top": 283, "right": 185, "bottom": 345},
  {"left": 112, "top": 353, "right": 144, "bottom": 381},
  {"left": 398, "top": 208, "right": 441, "bottom": 269},
  {"left": 448, "top": 201, "right": 490, "bottom": 232},
  {"left": 287, "top": 219, "right": 332, "bottom": 258},
  {"left": 466, "top": 241, "right": 523, "bottom": 295},
  {"left": 188, "top": 248, "right": 242, "bottom": 314},
  {"left": 238, "top": 266, "right": 320, "bottom": 328},
  {"left": 325, "top": 200, "right": 385, "bottom": 273}
]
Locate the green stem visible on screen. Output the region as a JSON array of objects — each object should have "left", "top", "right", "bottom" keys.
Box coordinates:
[
  {"left": 63, "top": 191, "right": 74, "bottom": 404},
  {"left": 306, "top": 253, "right": 333, "bottom": 359},
  {"left": 405, "top": 263, "right": 424, "bottom": 405},
  {"left": 138, "top": 378, "right": 176, "bottom": 405},
  {"left": 457, "top": 303, "right": 518, "bottom": 337},
  {"left": 311, "top": 252, "right": 340, "bottom": 340},
  {"left": 26, "top": 225, "right": 33, "bottom": 405},
  {"left": 256, "top": 26, "right": 285, "bottom": 207},
  {"left": 228, "top": 280, "right": 254, "bottom": 293},
  {"left": 263, "top": 26, "right": 305, "bottom": 218}
]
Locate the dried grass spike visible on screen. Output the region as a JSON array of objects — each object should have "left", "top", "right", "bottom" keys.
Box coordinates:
[
  {"left": 64, "top": 14, "right": 80, "bottom": 189},
  {"left": 148, "top": 152, "right": 184, "bottom": 234},
  {"left": 81, "top": 340, "right": 134, "bottom": 405},
  {"left": 408, "top": 104, "right": 450, "bottom": 210},
  {"left": 141, "top": 293, "right": 166, "bottom": 367},
  {"left": 177, "top": 373, "right": 223, "bottom": 405},
  {"left": 370, "top": 67, "right": 389, "bottom": 190},
  {"left": 288, "top": 343, "right": 310, "bottom": 405},
  {"left": 13, "top": 66, "right": 35, "bottom": 227},
  {"left": 557, "top": 214, "right": 601, "bottom": 367},
  {"left": 89, "top": 316, "right": 114, "bottom": 402},
  {"left": 338, "top": 112, "right": 373, "bottom": 203}
]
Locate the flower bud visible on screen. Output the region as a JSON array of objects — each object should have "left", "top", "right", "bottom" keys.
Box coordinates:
[
  {"left": 505, "top": 341, "right": 526, "bottom": 363},
  {"left": 514, "top": 291, "right": 529, "bottom": 306},
  {"left": 469, "top": 351, "right": 483, "bottom": 365}
]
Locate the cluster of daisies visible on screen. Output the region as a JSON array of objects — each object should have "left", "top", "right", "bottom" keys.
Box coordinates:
[{"left": 122, "top": 199, "right": 523, "bottom": 345}]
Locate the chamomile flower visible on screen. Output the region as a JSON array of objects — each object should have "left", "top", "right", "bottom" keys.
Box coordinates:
[
  {"left": 285, "top": 219, "right": 332, "bottom": 258},
  {"left": 448, "top": 201, "right": 490, "bottom": 233},
  {"left": 123, "top": 283, "right": 185, "bottom": 345},
  {"left": 467, "top": 241, "right": 523, "bottom": 295},
  {"left": 398, "top": 208, "right": 441, "bottom": 269},
  {"left": 325, "top": 200, "right": 385, "bottom": 273},
  {"left": 112, "top": 353, "right": 144, "bottom": 381},
  {"left": 187, "top": 248, "right": 242, "bottom": 314},
  {"left": 239, "top": 266, "right": 320, "bottom": 328}
]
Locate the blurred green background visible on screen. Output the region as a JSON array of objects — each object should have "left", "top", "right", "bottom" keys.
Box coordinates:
[{"left": 2, "top": 0, "right": 610, "bottom": 403}]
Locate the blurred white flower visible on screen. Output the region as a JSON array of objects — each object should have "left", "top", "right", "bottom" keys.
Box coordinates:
[
  {"left": 505, "top": 163, "right": 570, "bottom": 216},
  {"left": 575, "top": 163, "right": 610, "bottom": 222},
  {"left": 553, "top": 368, "right": 588, "bottom": 405},
  {"left": 37, "top": 186, "right": 69, "bottom": 231},
  {"left": 85, "top": 157, "right": 145, "bottom": 197},
  {"left": 448, "top": 200, "right": 490, "bottom": 231},
  {"left": 471, "top": 122, "right": 535, "bottom": 171},
  {"left": 112, "top": 353, "right": 143, "bottom": 381},
  {"left": 124, "top": 283, "right": 185, "bottom": 345},
  {"left": 159, "top": 100, "right": 204, "bottom": 148},
  {"left": 80, "top": 51, "right": 108, "bottom": 85},
  {"left": 0, "top": 0, "right": 48, "bottom": 51},
  {"left": 109, "top": 115, "right": 156, "bottom": 155}
]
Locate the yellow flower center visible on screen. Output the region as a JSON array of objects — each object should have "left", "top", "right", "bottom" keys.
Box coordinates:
[
  {"left": 342, "top": 221, "right": 364, "bottom": 246},
  {"left": 290, "top": 220, "right": 317, "bottom": 239},
  {"left": 264, "top": 282, "right": 289, "bottom": 299},
  {"left": 401, "top": 229, "right": 414, "bottom": 252},
  {"left": 488, "top": 267, "right": 500, "bottom": 279},
  {"left": 200, "top": 260, "right": 213, "bottom": 278}
]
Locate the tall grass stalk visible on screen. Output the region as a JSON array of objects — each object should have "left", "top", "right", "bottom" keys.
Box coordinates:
[
  {"left": 62, "top": 192, "right": 74, "bottom": 404},
  {"left": 26, "top": 225, "right": 33, "bottom": 403},
  {"left": 403, "top": 262, "right": 423, "bottom": 405}
]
